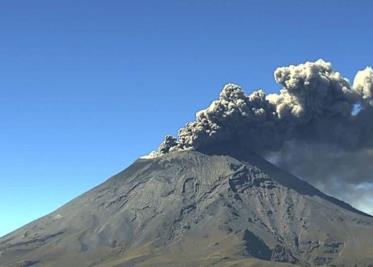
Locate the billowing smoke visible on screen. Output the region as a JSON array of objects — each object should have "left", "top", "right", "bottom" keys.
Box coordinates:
[
  {"left": 353, "top": 66, "right": 373, "bottom": 106},
  {"left": 155, "top": 59, "right": 373, "bottom": 214},
  {"left": 158, "top": 59, "right": 373, "bottom": 153}
]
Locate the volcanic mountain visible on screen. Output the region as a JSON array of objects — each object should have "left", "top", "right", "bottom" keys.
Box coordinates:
[{"left": 1, "top": 149, "right": 373, "bottom": 267}]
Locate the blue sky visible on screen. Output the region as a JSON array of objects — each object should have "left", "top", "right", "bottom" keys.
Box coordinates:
[{"left": 1, "top": 0, "right": 373, "bottom": 237}]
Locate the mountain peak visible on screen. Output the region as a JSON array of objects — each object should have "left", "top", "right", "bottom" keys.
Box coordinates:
[{"left": 1, "top": 150, "right": 373, "bottom": 266}]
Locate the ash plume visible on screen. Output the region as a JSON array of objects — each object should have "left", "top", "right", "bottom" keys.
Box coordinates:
[
  {"left": 156, "top": 59, "right": 373, "bottom": 213},
  {"left": 353, "top": 66, "right": 373, "bottom": 106},
  {"left": 158, "top": 59, "right": 373, "bottom": 153}
]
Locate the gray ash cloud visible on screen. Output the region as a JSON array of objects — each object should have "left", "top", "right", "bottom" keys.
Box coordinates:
[
  {"left": 159, "top": 59, "right": 373, "bottom": 153},
  {"left": 156, "top": 59, "right": 373, "bottom": 213}
]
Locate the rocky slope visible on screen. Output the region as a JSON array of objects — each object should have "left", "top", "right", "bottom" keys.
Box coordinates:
[{"left": 1, "top": 150, "right": 373, "bottom": 267}]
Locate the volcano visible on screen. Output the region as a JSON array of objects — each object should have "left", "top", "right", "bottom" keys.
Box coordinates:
[{"left": 1, "top": 149, "right": 373, "bottom": 267}]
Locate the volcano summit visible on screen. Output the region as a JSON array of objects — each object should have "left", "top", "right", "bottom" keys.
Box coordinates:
[
  {"left": 1, "top": 150, "right": 373, "bottom": 266},
  {"left": 1, "top": 60, "right": 373, "bottom": 267}
]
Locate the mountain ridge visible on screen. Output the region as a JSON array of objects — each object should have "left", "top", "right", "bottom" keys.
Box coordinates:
[{"left": 1, "top": 150, "right": 373, "bottom": 267}]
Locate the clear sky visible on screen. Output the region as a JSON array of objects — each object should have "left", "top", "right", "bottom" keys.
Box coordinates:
[{"left": 1, "top": 0, "right": 373, "bottom": 237}]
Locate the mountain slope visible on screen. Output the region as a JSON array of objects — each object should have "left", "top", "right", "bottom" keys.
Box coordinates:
[{"left": 1, "top": 151, "right": 373, "bottom": 267}]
